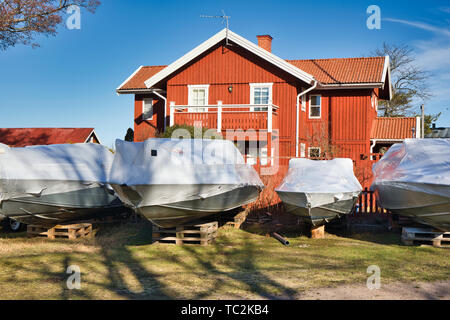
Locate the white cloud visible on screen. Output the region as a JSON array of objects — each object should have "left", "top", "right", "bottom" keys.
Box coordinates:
[
  {"left": 408, "top": 39, "right": 450, "bottom": 117},
  {"left": 384, "top": 18, "right": 450, "bottom": 37},
  {"left": 413, "top": 42, "right": 450, "bottom": 70},
  {"left": 386, "top": 10, "right": 450, "bottom": 124}
]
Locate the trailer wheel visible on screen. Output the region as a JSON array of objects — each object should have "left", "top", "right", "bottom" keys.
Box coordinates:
[{"left": 8, "top": 218, "right": 23, "bottom": 232}]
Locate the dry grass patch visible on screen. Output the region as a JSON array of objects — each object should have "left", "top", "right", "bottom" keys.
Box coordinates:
[{"left": 0, "top": 221, "right": 448, "bottom": 300}]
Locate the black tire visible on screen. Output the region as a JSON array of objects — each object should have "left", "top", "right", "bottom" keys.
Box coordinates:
[{"left": 7, "top": 218, "right": 24, "bottom": 232}]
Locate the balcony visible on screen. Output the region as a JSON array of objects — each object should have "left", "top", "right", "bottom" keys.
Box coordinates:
[{"left": 169, "top": 103, "right": 279, "bottom": 133}]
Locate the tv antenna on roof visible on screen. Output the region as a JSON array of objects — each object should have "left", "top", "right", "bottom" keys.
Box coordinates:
[{"left": 200, "top": 10, "right": 231, "bottom": 46}]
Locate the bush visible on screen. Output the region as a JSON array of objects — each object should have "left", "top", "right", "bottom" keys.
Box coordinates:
[{"left": 156, "top": 124, "right": 219, "bottom": 139}]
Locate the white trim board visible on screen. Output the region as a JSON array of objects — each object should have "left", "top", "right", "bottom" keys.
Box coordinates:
[
  {"left": 84, "top": 129, "right": 101, "bottom": 145},
  {"left": 144, "top": 29, "right": 316, "bottom": 89},
  {"left": 382, "top": 55, "right": 393, "bottom": 100}
]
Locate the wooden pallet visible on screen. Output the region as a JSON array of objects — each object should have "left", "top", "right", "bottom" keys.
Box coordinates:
[
  {"left": 401, "top": 227, "right": 450, "bottom": 248},
  {"left": 152, "top": 221, "right": 218, "bottom": 246},
  {"left": 27, "top": 223, "right": 92, "bottom": 240}
]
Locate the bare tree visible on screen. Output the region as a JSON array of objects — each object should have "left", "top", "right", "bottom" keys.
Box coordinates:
[
  {"left": 0, "top": 0, "right": 100, "bottom": 50},
  {"left": 372, "top": 43, "right": 432, "bottom": 117},
  {"left": 305, "top": 123, "right": 340, "bottom": 159}
]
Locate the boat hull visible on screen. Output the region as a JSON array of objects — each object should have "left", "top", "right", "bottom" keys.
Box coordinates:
[
  {"left": 373, "top": 182, "right": 450, "bottom": 231},
  {"left": 0, "top": 187, "right": 123, "bottom": 226},
  {"left": 277, "top": 191, "right": 359, "bottom": 227},
  {"left": 112, "top": 184, "right": 260, "bottom": 228}
]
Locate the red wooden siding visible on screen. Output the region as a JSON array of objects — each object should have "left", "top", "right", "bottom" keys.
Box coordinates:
[
  {"left": 131, "top": 41, "right": 381, "bottom": 189},
  {"left": 134, "top": 95, "right": 165, "bottom": 141},
  {"left": 165, "top": 41, "right": 301, "bottom": 157}
]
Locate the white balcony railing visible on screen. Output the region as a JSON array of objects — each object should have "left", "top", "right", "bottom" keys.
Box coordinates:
[{"left": 169, "top": 102, "right": 279, "bottom": 132}]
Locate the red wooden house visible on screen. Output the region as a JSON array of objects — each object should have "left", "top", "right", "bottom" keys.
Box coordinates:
[{"left": 116, "top": 29, "right": 419, "bottom": 187}]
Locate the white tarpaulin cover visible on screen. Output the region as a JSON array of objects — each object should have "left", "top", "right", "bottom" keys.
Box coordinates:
[
  {"left": 109, "top": 138, "right": 264, "bottom": 187},
  {"left": 0, "top": 143, "right": 114, "bottom": 202},
  {"left": 372, "top": 139, "right": 450, "bottom": 187},
  {"left": 277, "top": 158, "right": 362, "bottom": 194}
]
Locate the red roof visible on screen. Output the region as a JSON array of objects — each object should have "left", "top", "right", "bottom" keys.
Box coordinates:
[
  {"left": 117, "top": 57, "right": 387, "bottom": 91},
  {"left": 118, "top": 66, "right": 166, "bottom": 90},
  {"left": 0, "top": 128, "right": 97, "bottom": 147},
  {"left": 371, "top": 118, "right": 417, "bottom": 140},
  {"left": 287, "top": 57, "right": 386, "bottom": 84}
]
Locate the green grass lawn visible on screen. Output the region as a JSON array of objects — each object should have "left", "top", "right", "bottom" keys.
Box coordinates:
[{"left": 0, "top": 221, "right": 448, "bottom": 300}]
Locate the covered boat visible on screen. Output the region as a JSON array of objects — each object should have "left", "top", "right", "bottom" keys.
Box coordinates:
[
  {"left": 371, "top": 139, "right": 450, "bottom": 231},
  {"left": 109, "top": 138, "right": 264, "bottom": 228},
  {"left": 0, "top": 143, "right": 123, "bottom": 226},
  {"left": 276, "top": 158, "right": 362, "bottom": 226}
]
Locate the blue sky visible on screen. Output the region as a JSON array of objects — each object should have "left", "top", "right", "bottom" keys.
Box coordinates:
[{"left": 0, "top": 0, "right": 449, "bottom": 148}]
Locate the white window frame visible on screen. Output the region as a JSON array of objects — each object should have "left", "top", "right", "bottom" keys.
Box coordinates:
[
  {"left": 142, "top": 98, "right": 153, "bottom": 121},
  {"left": 250, "top": 83, "right": 273, "bottom": 112},
  {"left": 300, "top": 143, "right": 306, "bottom": 158},
  {"left": 309, "top": 94, "right": 322, "bottom": 119},
  {"left": 308, "top": 147, "right": 321, "bottom": 159},
  {"left": 188, "top": 84, "right": 210, "bottom": 112}
]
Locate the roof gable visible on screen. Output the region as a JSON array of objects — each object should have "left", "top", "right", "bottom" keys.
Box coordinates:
[
  {"left": 142, "top": 29, "right": 316, "bottom": 89},
  {"left": 0, "top": 128, "right": 98, "bottom": 147},
  {"left": 116, "top": 30, "right": 391, "bottom": 99}
]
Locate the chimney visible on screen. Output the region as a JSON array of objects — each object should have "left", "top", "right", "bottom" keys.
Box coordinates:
[{"left": 257, "top": 35, "right": 273, "bottom": 52}]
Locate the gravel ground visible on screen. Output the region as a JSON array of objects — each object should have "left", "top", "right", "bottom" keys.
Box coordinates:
[{"left": 297, "top": 280, "right": 450, "bottom": 300}]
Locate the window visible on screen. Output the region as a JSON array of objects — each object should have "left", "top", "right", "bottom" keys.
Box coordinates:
[
  {"left": 301, "top": 95, "right": 306, "bottom": 112},
  {"left": 300, "top": 143, "right": 306, "bottom": 158},
  {"left": 250, "top": 83, "right": 273, "bottom": 111},
  {"left": 260, "top": 147, "right": 275, "bottom": 166},
  {"left": 142, "top": 98, "right": 153, "bottom": 120},
  {"left": 309, "top": 95, "right": 321, "bottom": 119},
  {"left": 244, "top": 140, "right": 258, "bottom": 165},
  {"left": 308, "top": 147, "right": 321, "bottom": 159},
  {"left": 188, "top": 85, "right": 209, "bottom": 112}
]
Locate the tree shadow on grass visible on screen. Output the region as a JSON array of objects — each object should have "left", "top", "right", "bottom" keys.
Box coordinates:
[
  {"left": 92, "top": 221, "right": 173, "bottom": 299},
  {"left": 0, "top": 221, "right": 173, "bottom": 300},
  {"left": 148, "top": 230, "right": 299, "bottom": 300}
]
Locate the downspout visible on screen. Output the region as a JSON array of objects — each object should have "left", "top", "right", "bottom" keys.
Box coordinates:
[
  {"left": 152, "top": 90, "right": 167, "bottom": 132},
  {"left": 296, "top": 80, "right": 318, "bottom": 157}
]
